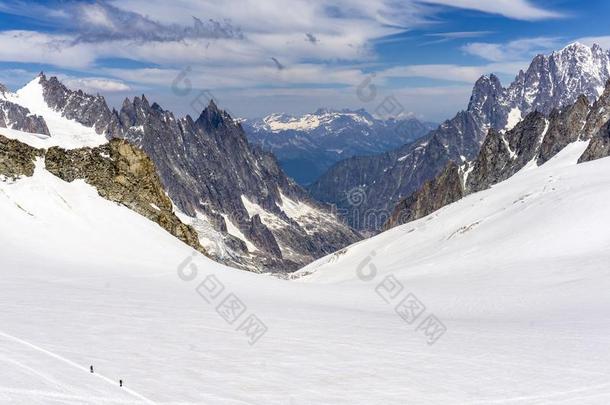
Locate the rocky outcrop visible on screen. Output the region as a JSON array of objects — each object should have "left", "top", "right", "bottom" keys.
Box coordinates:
[
  {"left": 0, "top": 132, "right": 204, "bottom": 253},
  {"left": 579, "top": 121, "right": 610, "bottom": 162},
  {"left": 0, "top": 98, "right": 50, "bottom": 135},
  {"left": 0, "top": 134, "right": 43, "bottom": 179},
  {"left": 44, "top": 139, "right": 204, "bottom": 253},
  {"left": 245, "top": 214, "right": 282, "bottom": 258},
  {"left": 385, "top": 80, "right": 610, "bottom": 230},
  {"left": 384, "top": 162, "right": 463, "bottom": 229},
  {"left": 581, "top": 80, "right": 610, "bottom": 139},
  {"left": 311, "top": 43, "right": 610, "bottom": 232},
  {"left": 537, "top": 96, "right": 589, "bottom": 165},
  {"left": 467, "top": 112, "right": 549, "bottom": 193}
]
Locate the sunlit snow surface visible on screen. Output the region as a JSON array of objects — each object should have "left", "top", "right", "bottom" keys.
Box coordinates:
[
  {"left": 1, "top": 77, "right": 107, "bottom": 149},
  {"left": 1, "top": 144, "right": 610, "bottom": 404}
]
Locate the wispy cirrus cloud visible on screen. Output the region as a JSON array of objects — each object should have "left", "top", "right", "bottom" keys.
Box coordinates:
[
  {"left": 422, "top": 31, "right": 493, "bottom": 44},
  {"left": 417, "top": 0, "right": 564, "bottom": 21},
  {"left": 461, "top": 37, "right": 563, "bottom": 62},
  {"left": 378, "top": 61, "right": 528, "bottom": 83},
  {"left": 575, "top": 36, "right": 610, "bottom": 50}
]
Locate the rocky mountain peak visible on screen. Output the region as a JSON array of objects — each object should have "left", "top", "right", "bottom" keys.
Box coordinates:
[
  {"left": 468, "top": 73, "right": 507, "bottom": 127},
  {"left": 311, "top": 43, "right": 610, "bottom": 231},
  {"left": 0, "top": 80, "right": 50, "bottom": 135},
  {"left": 510, "top": 42, "right": 610, "bottom": 115},
  {"left": 558, "top": 41, "right": 590, "bottom": 54},
  {"left": 195, "top": 99, "right": 228, "bottom": 131},
  {"left": 471, "top": 73, "right": 502, "bottom": 94},
  {"left": 34, "top": 74, "right": 117, "bottom": 136},
  {"left": 473, "top": 74, "right": 500, "bottom": 95},
  {"left": 111, "top": 93, "right": 360, "bottom": 272},
  {"left": 387, "top": 77, "right": 610, "bottom": 231}
]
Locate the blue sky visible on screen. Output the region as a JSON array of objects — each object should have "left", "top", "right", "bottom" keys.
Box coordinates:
[{"left": 1, "top": 0, "right": 610, "bottom": 121}]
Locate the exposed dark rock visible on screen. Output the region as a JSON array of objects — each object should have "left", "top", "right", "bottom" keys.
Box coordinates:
[
  {"left": 0, "top": 99, "right": 50, "bottom": 135},
  {"left": 245, "top": 214, "right": 282, "bottom": 258},
  {"left": 579, "top": 121, "right": 610, "bottom": 162},
  {"left": 312, "top": 43, "right": 610, "bottom": 231},
  {"left": 468, "top": 74, "right": 509, "bottom": 131},
  {"left": 581, "top": 79, "right": 610, "bottom": 139},
  {"left": 0, "top": 134, "right": 44, "bottom": 179},
  {"left": 537, "top": 95, "right": 589, "bottom": 165},
  {"left": 384, "top": 162, "right": 463, "bottom": 230},
  {"left": 39, "top": 74, "right": 120, "bottom": 136},
  {"left": 116, "top": 97, "right": 360, "bottom": 271},
  {"left": 386, "top": 79, "right": 610, "bottom": 231},
  {"left": 44, "top": 138, "right": 204, "bottom": 253},
  {"left": 467, "top": 111, "right": 548, "bottom": 193}
]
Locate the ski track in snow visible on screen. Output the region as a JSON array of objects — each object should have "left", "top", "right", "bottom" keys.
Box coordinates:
[{"left": 0, "top": 331, "right": 156, "bottom": 404}]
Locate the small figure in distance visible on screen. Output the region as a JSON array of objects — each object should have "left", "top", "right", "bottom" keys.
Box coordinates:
[
  {"left": 119, "top": 379, "right": 123, "bottom": 387},
  {"left": 90, "top": 365, "right": 94, "bottom": 373}
]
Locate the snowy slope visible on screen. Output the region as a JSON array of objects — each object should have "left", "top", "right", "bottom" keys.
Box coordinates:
[
  {"left": 0, "top": 77, "right": 106, "bottom": 148},
  {"left": 2, "top": 145, "right": 610, "bottom": 404}
]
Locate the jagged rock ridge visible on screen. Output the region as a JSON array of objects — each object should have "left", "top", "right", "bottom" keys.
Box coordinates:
[
  {"left": 38, "top": 74, "right": 121, "bottom": 135},
  {"left": 385, "top": 80, "right": 610, "bottom": 229},
  {"left": 0, "top": 74, "right": 360, "bottom": 272},
  {"left": 311, "top": 42, "right": 610, "bottom": 232},
  {"left": 115, "top": 97, "right": 360, "bottom": 271}
]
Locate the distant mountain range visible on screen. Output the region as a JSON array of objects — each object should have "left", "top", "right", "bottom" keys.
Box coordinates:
[
  {"left": 309, "top": 42, "right": 610, "bottom": 232},
  {"left": 242, "top": 109, "right": 435, "bottom": 185}
]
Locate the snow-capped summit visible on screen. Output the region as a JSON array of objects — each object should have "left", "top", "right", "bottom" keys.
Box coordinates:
[
  {"left": 0, "top": 74, "right": 113, "bottom": 149},
  {"left": 243, "top": 109, "right": 435, "bottom": 185},
  {"left": 311, "top": 42, "right": 610, "bottom": 231},
  {"left": 466, "top": 42, "right": 610, "bottom": 135},
  {"left": 508, "top": 42, "right": 610, "bottom": 115},
  {"left": 254, "top": 108, "right": 377, "bottom": 133}
]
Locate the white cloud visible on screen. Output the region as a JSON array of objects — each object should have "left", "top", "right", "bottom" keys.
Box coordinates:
[
  {"left": 0, "top": 68, "right": 37, "bottom": 90},
  {"left": 0, "top": 0, "right": 566, "bottom": 118},
  {"left": 462, "top": 37, "right": 563, "bottom": 62},
  {"left": 0, "top": 31, "right": 96, "bottom": 69},
  {"left": 423, "top": 31, "right": 493, "bottom": 44},
  {"left": 418, "top": 0, "right": 563, "bottom": 21},
  {"left": 575, "top": 36, "right": 610, "bottom": 50},
  {"left": 102, "top": 63, "right": 367, "bottom": 90},
  {"left": 379, "top": 61, "right": 528, "bottom": 83},
  {"left": 61, "top": 77, "right": 131, "bottom": 93}
]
